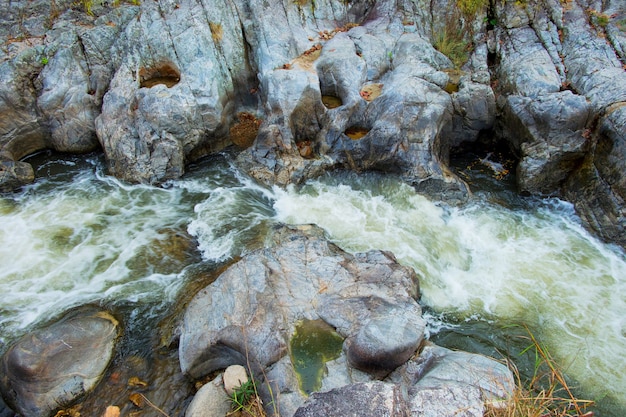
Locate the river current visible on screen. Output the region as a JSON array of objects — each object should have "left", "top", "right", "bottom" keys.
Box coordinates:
[{"left": 0, "top": 150, "right": 624, "bottom": 416}]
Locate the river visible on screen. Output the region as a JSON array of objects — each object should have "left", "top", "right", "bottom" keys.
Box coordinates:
[{"left": 0, "top": 150, "right": 624, "bottom": 416}]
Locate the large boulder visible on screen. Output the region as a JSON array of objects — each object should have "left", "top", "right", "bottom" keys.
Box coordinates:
[
  {"left": 0, "top": 306, "right": 121, "bottom": 417},
  {"left": 179, "top": 224, "right": 424, "bottom": 414},
  {"left": 178, "top": 224, "right": 423, "bottom": 380},
  {"left": 180, "top": 225, "right": 514, "bottom": 416}
]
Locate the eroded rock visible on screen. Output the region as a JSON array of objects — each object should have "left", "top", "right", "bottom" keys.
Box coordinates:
[{"left": 0, "top": 306, "right": 120, "bottom": 417}]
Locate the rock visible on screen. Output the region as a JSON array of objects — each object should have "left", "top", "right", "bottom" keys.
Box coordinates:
[
  {"left": 223, "top": 364, "right": 249, "bottom": 395},
  {"left": 0, "top": 160, "right": 35, "bottom": 191},
  {"left": 0, "top": 306, "right": 121, "bottom": 417},
  {"left": 185, "top": 375, "right": 231, "bottom": 417},
  {"left": 388, "top": 343, "right": 515, "bottom": 417},
  {"left": 345, "top": 309, "right": 424, "bottom": 377},
  {"left": 179, "top": 224, "right": 423, "bottom": 414},
  {"left": 293, "top": 381, "right": 410, "bottom": 417},
  {"left": 499, "top": 91, "right": 591, "bottom": 194},
  {"left": 564, "top": 104, "right": 626, "bottom": 248},
  {"left": 179, "top": 225, "right": 515, "bottom": 416}
]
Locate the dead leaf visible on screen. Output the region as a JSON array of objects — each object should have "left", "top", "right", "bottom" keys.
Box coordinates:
[
  {"left": 103, "top": 406, "right": 120, "bottom": 417},
  {"left": 129, "top": 392, "right": 146, "bottom": 408},
  {"left": 359, "top": 83, "right": 383, "bottom": 102},
  {"left": 128, "top": 376, "right": 148, "bottom": 387}
]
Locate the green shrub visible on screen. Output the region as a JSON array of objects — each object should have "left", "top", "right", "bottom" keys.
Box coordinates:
[
  {"left": 456, "top": 0, "right": 489, "bottom": 19},
  {"left": 81, "top": 0, "right": 140, "bottom": 15}
]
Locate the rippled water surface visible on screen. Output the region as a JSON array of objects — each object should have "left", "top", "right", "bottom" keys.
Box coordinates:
[{"left": 1, "top": 151, "right": 624, "bottom": 416}]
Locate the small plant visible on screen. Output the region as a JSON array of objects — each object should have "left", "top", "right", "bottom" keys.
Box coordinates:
[
  {"left": 456, "top": 0, "right": 488, "bottom": 20},
  {"left": 588, "top": 9, "right": 610, "bottom": 29},
  {"left": 229, "top": 380, "right": 256, "bottom": 412},
  {"left": 432, "top": 25, "right": 470, "bottom": 69},
  {"left": 80, "top": 0, "right": 140, "bottom": 16},
  {"left": 41, "top": 56, "right": 49, "bottom": 65},
  {"left": 227, "top": 378, "right": 267, "bottom": 417}
]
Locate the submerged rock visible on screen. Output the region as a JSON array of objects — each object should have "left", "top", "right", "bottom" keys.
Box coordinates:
[{"left": 0, "top": 306, "right": 120, "bottom": 417}]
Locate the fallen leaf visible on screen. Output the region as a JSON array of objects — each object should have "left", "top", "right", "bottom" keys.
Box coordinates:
[
  {"left": 103, "top": 406, "right": 120, "bottom": 417},
  {"left": 129, "top": 392, "right": 145, "bottom": 408},
  {"left": 128, "top": 376, "right": 148, "bottom": 387}
]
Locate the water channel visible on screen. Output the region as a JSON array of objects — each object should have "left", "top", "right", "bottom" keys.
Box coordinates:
[{"left": 0, "top": 150, "right": 624, "bottom": 416}]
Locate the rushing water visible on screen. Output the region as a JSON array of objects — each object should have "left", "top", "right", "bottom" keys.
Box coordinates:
[{"left": 0, "top": 151, "right": 625, "bottom": 416}]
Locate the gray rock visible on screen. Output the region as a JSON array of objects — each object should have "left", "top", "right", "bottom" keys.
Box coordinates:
[
  {"left": 388, "top": 343, "right": 515, "bottom": 417},
  {"left": 346, "top": 310, "right": 424, "bottom": 377},
  {"left": 293, "top": 381, "right": 410, "bottom": 417},
  {"left": 0, "top": 307, "right": 120, "bottom": 417},
  {"left": 564, "top": 104, "right": 626, "bottom": 248},
  {"left": 179, "top": 224, "right": 424, "bottom": 415},
  {"left": 178, "top": 224, "right": 423, "bottom": 379},
  {"left": 185, "top": 374, "right": 231, "bottom": 417},
  {"left": 500, "top": 91, "right": 591, "bottom": 194}
]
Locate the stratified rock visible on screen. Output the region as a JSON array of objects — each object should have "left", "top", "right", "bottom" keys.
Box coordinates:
[
  {"left": 0, "top": 306, "right": 120, "bottom": 417},
  {"left": 500, "top": 91, "right": 591, "bottom": 194},
  {"left": 293, "top": 381, "right": 410, "bottom": 417}
]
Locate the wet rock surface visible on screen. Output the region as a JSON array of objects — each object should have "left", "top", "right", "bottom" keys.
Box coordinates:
[{"left": 0, "top": 306, "right": 120, "bottom": 417}]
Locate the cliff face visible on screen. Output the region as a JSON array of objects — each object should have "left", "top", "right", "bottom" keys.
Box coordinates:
[{"left": 1, "top": 0, "right": 625, "bottom": 247}]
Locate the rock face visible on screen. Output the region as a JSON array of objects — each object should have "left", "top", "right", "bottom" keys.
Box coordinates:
[
  {"left": 179, "top": 225, "right": 514, "bottom": 416},
  {"left": 0, "top": 306, "right": 120, "bottom": 417},
  {"left": 493, "top": 0, "right": 626, "bottom": 246},
  {"left": 2, "top": 0, "right": 626, "bottom": 249}
]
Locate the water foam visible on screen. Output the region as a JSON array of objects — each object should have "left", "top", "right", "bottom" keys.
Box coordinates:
[{"left": 0, "top": 160, "right": 193, "bottom": 343}]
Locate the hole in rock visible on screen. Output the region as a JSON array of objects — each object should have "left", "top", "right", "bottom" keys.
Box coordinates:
[
  {"left": 449, "top": 131, "right": 518, "bottom": 192},
  {"left": 139, "top": 62, "right": 181, "bottom": 88},
  {"left": 443, "top": 69, "right": 461, "bottom": 94},
  {"left": 322, "top": 95, "right": 343, "bottom": 109},
  {"left": 344, "top": 126, "right": 370, "bottom": 140}
]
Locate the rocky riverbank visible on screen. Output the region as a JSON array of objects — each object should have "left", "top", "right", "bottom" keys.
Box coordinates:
[
  {"left": 1, "top": 0, "right": 625, "bottom": 248},
  {"left": 1, "top": 0, "right": 625, "bottom": 415}
]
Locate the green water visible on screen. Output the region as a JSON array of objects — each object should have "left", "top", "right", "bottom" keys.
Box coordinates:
[{"left": 290, "top": 319, "right": 344, "bottom": 395}]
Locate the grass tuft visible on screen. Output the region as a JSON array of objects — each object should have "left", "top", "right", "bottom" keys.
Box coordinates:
[{"left": 485, "top": 325, "right": 594, "bottom": 417}]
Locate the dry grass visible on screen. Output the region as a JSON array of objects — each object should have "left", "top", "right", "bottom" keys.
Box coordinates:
[
  {"left": 485, "top": 327, "right": 594, "bottom": 417},
  {"left": 210, "top": 22, "right": 224, "bottom": 42}
]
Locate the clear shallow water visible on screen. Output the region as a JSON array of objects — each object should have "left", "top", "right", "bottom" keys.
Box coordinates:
[{"left": 0, "top": 152, "right": 625, "bottom": 415}]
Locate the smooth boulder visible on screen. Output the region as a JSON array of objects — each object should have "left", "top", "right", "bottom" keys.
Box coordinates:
[{"left": 0, "top": 307, "right": 120, "bottom": 417}]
